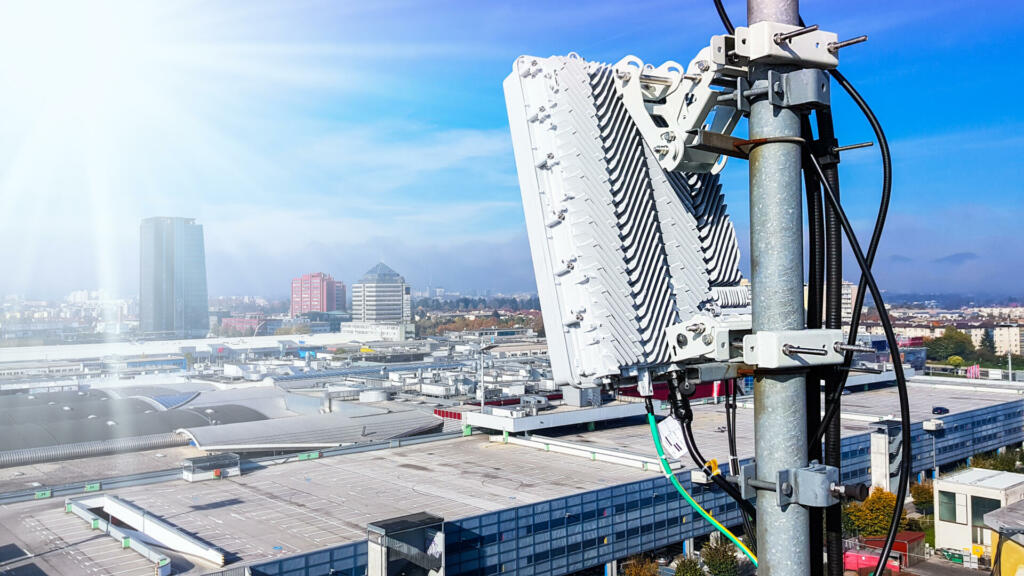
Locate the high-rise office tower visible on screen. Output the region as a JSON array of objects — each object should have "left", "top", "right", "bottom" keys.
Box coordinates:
[
  {"left": 290, "top": 272, "right": 341, "bottom": 316},
  {"left": 139, "top": 217, "right": 210, "bottom": 339},
  {"left": 351, "top": 263, "right": 411, "bottom": 323},
  {"left": 335, "top": 281, "right": 347, "bottom": 312}
]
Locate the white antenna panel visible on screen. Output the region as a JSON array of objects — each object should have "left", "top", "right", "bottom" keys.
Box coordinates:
[{"left": 504, "top": 54, "right": 749, "bottom": 386}]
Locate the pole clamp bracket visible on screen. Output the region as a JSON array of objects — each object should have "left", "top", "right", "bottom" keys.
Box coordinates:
[{"left": 739, "top": 460, "right": 841, "bottom": 510}]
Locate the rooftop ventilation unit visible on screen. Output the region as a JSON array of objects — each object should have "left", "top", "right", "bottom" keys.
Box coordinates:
[{"left": 504, "top": 54, "right": 750, "bottom": 388}]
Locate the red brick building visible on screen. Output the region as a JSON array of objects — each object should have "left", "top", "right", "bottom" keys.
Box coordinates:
[{"left": 291, "top": 273, "right": 345, "bottom": 316}]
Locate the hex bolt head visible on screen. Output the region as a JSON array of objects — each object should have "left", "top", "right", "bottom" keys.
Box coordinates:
[{"left": 781, "top": 482, "right": 793, "bottom": 497}]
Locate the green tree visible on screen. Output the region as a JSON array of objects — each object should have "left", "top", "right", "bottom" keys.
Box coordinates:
[
  {"left": 926, "top": 327, "right": 975, "bottom": 362},
  {"left": 675, "top": 557, "right": 704, "bottom": 576},
  {"left": 972, "top": 449, "right": 1020, "bottom": 472},
  {"left": 845, "top": 487, "right": 908, "bottom": 537},
  {"left": 910, "top": 481, "right": 933, "bottom": 514},
  {"left": 947, "top": 355, "right": 965, "bottom": 371},
  {"left": 981, "top": 329, "right": 997, "bottom": 355},
  {"left": 701, "top": 540, "right": 737, "bottom": 576}
]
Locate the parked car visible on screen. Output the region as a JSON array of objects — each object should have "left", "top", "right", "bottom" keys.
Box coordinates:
[{"left": 932, "top": 406, "right": 950, "bottom": 415}]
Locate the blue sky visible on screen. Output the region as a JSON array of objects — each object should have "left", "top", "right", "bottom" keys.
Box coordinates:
[{"left": 0, "top": 0, "right": 1021, "bottom": 299}]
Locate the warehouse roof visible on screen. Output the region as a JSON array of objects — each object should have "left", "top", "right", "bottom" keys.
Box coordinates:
[
  {"left": 176, "top": 409, "right": 443, "bottom": 451},
  {"left": 0, "top": 389, "right": 268, "bottom": 451}
]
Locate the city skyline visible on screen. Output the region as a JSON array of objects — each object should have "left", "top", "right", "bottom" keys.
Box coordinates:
[{"left": 0, "top": 1, "right": 1021, "bottom": 300}]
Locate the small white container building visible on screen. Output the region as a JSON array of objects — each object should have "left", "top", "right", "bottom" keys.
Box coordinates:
[{"left": 934, "top": 468, "right": 1024, "bottom": 564}]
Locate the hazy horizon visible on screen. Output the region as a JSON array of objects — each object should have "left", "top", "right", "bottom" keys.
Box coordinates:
[{"left": 1, "top": 0, "right": 1021, "bottom": 300}]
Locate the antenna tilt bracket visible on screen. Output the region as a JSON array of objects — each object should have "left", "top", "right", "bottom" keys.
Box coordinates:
[{"left": 611, "top": 21, "right": 842, "bottom": 174}]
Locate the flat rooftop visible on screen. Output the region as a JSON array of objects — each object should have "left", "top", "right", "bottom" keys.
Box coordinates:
[
  {"left": 0, "top": 332, "right": 389, "bottom": 364},
  {"left": 0, "top": 374, "right": 1021, "bottom": 575},
  {"left": 544, "top": 375, "right": 1024, "bottom": 463},
  {"left": 938, "top": 468, "right": 1024, "bottom": 490},
  {"left": 0, "top": 435, "right": 655, "bottom": 576}
]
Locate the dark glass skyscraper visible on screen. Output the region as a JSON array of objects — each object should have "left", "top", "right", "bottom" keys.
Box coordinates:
[{"left": 140, "top": 217, "right": 209, "bottom": 339}]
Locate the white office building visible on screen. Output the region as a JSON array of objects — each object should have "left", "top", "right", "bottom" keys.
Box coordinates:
[
  {"left": 351, "top": 263, "right": 412, "bottom": 324},
  {"left": 934, "top": 468, "right": 1024, "bottom": 563}
]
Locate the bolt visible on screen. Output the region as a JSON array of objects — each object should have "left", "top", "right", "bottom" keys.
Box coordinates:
[
  {"left": 834, "top": 342, "right": 875, "bottom": 354},
  {"left": 676, "top": 334, "right": 688, "bottom": 347},
  {"left": 695, "top": 61, "right": 709, "bottom": 72},
  {"left": 773, "top": 24, "right": 819, "bottom": 45},
  {"left": 686, "top": 323, "right": 705, "bottom": 334},
  {"left": 781, "top": 482, "right": 793, "bottom": 496},
  {"left": 702, "top": 334, "right": 714, "bottom": 346},
  {"left": 828, "top": 35, "right": 868, "bottom": 54},
  {"left": 782, "top": 344, "right": 828, "bottom": 356},
  {"left": 654, "top": 145, "right": 670, "bottom": 155},
  {"left": 832, "top": 141, "right": 874, "bottom": 154}
]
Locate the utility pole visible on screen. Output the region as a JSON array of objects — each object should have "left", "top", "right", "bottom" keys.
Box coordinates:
[{"left": 748, "top": 0, "right": 810, "bottom": 574}]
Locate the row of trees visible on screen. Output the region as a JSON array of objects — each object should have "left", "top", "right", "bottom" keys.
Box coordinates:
[
  {"left": 925, "top": 326, "right": 1023, "bottom": 369},
  {"left": 413, "top": 295, "right": 542, "bottom": 313},
  {"left": 209, "top": 323, "right": 311, "bottom": 337},
  {"left": 415, "top": 313, "right": 544, "bottom": 338}
]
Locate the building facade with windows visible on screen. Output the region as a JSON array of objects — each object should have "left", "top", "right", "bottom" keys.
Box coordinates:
[
  {"left": 139, "top": 217, "right": 209, "bottom": 339},
  {"left": 291, "top": 273, "right": 343, "bottom": 317},
  {"left": 351, "top": 263, "right": 411, "bottom": 324},
  {"left": 934, "top": 468, "right": 1024, "bottom": 561}
]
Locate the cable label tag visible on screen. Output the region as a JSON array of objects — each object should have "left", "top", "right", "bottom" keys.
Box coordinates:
[{"left": 657, "top": 417, "right": 688, "bottom": 461}]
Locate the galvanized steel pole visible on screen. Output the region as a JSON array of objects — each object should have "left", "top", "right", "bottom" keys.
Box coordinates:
[{"left": 748, "top": 0, "right": 810, "bottom": 574}]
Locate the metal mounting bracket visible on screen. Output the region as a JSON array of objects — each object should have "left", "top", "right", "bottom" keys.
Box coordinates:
[
  {"left": 739, "top": 461, "right": 758, "bottom": 501},
  {"left": 742, "top": 328, "right": 844, "bottom": 369},
  {"left": 665, "top": 314, "right": 751, "bottom": 363},
  {"left": 734, "top": 22, "right": 840, "bottom": 68},
  {"left": 768, "top": 69, "right": 831, "bottom": 110},
  {"left": 740, "top": 460, "right": 840, "bottom": 510},
  {"left": 777, "top": 461, "right": 840, "bottom": 511}
]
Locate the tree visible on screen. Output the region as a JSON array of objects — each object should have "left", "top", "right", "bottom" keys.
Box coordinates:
[
  {"left": 972, "top": 449, "right": 1021, "bottom": 473},
  {"left": 701, "top": 540, "right": 738, "bottom": 576},
  {"left": 947, "top": 355, "right": 965, "bottom": 371},
  {"left": 274, "top": 324, "right": 312, "bottom": 336},
  {"left": 675, "top": 557, "right": 704, "bottom": 576},
  {"left": 981, "top": 329, "right": 997, "bottom": 355},
  {"left": 845, "top": 487, "right": 908, "bottom": 537},
  {"left": 622, "top": 555, "right": 659, "bottom": 576},
  {"left": 925, "top": 327, "right": 975, "bottom": 362},
  {"left": 910, "top": 481, "right": 933, "bottom": 514}
]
